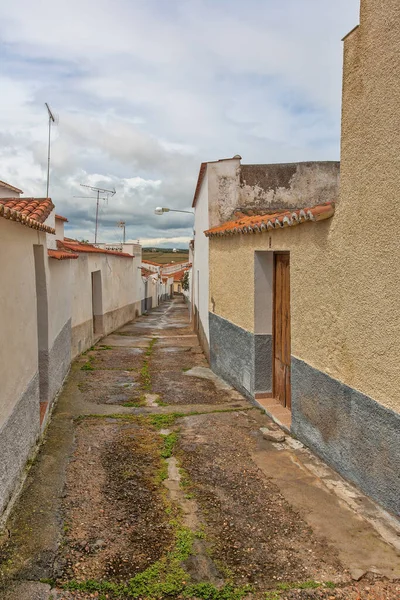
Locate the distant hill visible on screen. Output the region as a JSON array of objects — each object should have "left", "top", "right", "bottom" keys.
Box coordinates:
[
  {"left": 142, "top": 250, "right": 190, "bottom": 265},
  {"left": 142, "top": 247, "right": 189, "bottom": 253}
]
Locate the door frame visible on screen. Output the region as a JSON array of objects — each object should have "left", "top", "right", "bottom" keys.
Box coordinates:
[{"left": 272, "top": 251, "right": 291, "bottom": 408}]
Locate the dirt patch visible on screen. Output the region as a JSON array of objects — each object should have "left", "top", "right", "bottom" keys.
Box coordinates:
[
  {"left": 272, "top": 580, "right": 400, "bottom": 599},
  {"left": 58, "top": 418, "right": 172, "bottom": 583},
  {"left": 177, "top": 411, "right": 344, "bottom": 590},
  {"left": 156, "top": 326, "right": 195, "bottom": 336},
  {"left": 151, "top": 370, "right": 234, "bottom": 405},
  {"left": 77, "top": 370, "right": 143, "bottom": 405},
  {"left": 44, "top": 577, "right": 400, "bottom": 599},
  {"left": 150, "top": 347, "right": 208, "bottom": 373},
  {"left": 113, "top": 327, "right": 154, "bottom": 338},
  {"left": 157, "top": 336, "right": 200, "bottom": 349},
  {"left": 83, "top": 347, "right": 145, "bottom": 371}
]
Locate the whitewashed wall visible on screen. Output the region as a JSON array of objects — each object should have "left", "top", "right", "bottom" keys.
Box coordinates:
[
  {"left": 70, "top": 252, "right": 141, "bottom": 358},
  {"left": 193, "top": 171, "right": 210, "bottom": 353},
  {"left": 0, "top": 219, "right": 44, "bottom": 516}
]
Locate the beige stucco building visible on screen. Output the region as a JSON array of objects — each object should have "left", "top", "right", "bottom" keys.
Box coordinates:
[
  {"left": 200, "top": 0, "right": 400, "bottom": 517},
  {"left": 191, "top": 155, "right": 339, "bottom": 360}
]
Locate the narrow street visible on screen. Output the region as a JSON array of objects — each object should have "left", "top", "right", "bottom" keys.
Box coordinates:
[{"left": 1, "top": 298, "right": 399, "bottom": 600}]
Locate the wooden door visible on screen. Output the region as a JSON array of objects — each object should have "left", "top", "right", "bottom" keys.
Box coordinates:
[{"left": 274, "top": 253, "right": 291, "bottom": 409}]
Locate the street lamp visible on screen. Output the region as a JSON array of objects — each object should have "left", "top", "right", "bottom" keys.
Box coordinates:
[{"left": 154, "top": 207, "right": 194, "bottom": 215}]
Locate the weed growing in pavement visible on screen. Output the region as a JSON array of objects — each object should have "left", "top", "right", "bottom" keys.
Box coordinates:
[
  {"left": 39, "top": 578, "right": 56, "bottom": 587},
  {"left": 179, "top": 466, "right": 191, "bottom": 487},
  {"left": 146, "top": 337, "right": 158, "bottom": 356},
  {"left": 194, "top": 528, "right": 206, "bottom": 539},
  {"left": 140, "top": 363, "right": 151, "bottom": 391},
  {"left": 81, "top": 353, "right": 95, "bottom": 370},
  {"left": 81, "top": 362, "right": 94, "bottom": 371},
  {"left": 263, "top": 580, "right": 336, "bottom": 598},
  {"left": 161, "top": 432, "right": 178, "bottom": 458},
  {"left": 82, "top": 346, "right": 95, "bottom": 356},
  {"left": 140, "top": 337, "right": 158, "bottom": 391},
  {"left": 155, "top": 398, "right": 168, "bottom": 406},
  {"left": 156, "top": 459, "right": 169, "bottom": 483},
  {"left": 122, "top": 401, "right": 142, "bottom": 408},
  {"left": 73, "top": 407, "right": 253, "bottom": 425},
  {"left": 148, "top": 413, "right": 184, "bottom": 429},
  {"left": 184, "top": 582, "right": 252, "bottom": 599},
  {"left": 265, "top": 592, "right": 280, "bottom": 600},
  {"left": 62, "top": 523, "right": 251, "bottom": 599}
]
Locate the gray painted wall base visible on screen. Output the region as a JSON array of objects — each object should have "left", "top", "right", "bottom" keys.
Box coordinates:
[
  {"left": 39, "top": 319, "right": 72, "bottom": 403},
  {"left": 0, "top": 375, "right": 40, "bottom": 515},
  {"left": 141, "top": 297, "right": 153, "bottom": 313},
  {"left": 291, "top": 357, "right": 400, "bottom": 517},
  {"left": 255, "top": 334, "right": 273, "bottom": 392},
  {"left": 209, "top": 312, "right": 272, "bottom": 398},
  {"left": 196, "top": 311, "right": 210, "bottom": 362},
  {"left": 209, "top": 313, "right": 400, "bottom": 516}
]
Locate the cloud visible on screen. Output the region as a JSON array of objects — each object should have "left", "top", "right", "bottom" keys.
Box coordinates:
[{"left": 0, "top": 0, "right": 360, "bottom": 245}]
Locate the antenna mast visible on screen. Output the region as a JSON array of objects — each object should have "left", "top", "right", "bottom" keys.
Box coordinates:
[
  {"left": 45, "top": 102, "right": 56, "bottom": 197},
  {"left": 79, "top": 184, "right": 116, "bottom": 244},
  {"left": 118, "top": 221, "right": 126, "bottom": 243}
]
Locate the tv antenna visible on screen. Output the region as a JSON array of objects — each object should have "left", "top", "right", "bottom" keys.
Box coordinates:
[
  {"left": 45, "top": 103, "right": 58, "bottom": 197},
  {"left": 117, "top": 221, "right": 126, "bottom": 243},
  {"left": 78, "top": 184, "right": 116, "bottom": 243}
]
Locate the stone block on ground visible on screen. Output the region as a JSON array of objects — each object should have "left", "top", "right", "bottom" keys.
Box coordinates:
[{"left": 260, "top": 427, "right": 285, "bottom": 443}]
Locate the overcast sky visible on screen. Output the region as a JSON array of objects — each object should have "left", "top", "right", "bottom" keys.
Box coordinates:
[{"left": 0, "top": 0, "right": 359, "bottom": 246}]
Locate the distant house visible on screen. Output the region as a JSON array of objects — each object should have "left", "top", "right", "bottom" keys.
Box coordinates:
[
  {"left": 140, "top": 260, "right": 174, "bottom": 310},
  {"left": 172, "top": 267, "right": 191, "bottom": 295},
  {"left": 0, "top": 179, "right": 23, "bottom": 199},
  {"left": 192, "top": 0, "right": 400, "bottom": 518}
]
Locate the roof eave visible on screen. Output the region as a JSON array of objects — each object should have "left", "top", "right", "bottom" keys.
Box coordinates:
[
  {"left": 0, "top": 203, "right": 55, "bottom": 234},
  {"left": 192, "top": 163, "right": 207, "bottom": 208},
  {"left": 204, "top": 202, "right": 335, "bottom": 238}
]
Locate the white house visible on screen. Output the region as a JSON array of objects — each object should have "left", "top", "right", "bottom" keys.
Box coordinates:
[
  {"left": 0, "top": 182, "right": 172, "bottom": 518},
  {"left": 0, "top": 179, "right": 23, "bottom": 199}
]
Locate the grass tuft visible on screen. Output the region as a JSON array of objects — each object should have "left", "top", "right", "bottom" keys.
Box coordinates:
[
  {"left": 161, "top": 432, "right": 178, "bottom": 458},
  {"left": 148, "top": 413, "right": 184, "bottom": 429},
  {"left": 81, "top": 362, "right": 94, "bottom": 371}
]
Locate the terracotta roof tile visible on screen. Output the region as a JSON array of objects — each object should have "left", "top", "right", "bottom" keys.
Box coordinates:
[
  {"left": 173, "top": 268, "right": 190, "bottom": 282},
  {"left": 0, "top": 197, "right": 54, "bottom": 223},
  {"left": 58, "top": 239, "right": 133, "bottom": 257},
  {"left": 141, "top": 267, "right": 154, "bottom": 277},
  {"left": 0, "top": 197, "right": 55, "bottom": 233},
  {"left": 55, "top": 214, "right": 68, "bottom": 222},
  {"left": 205, "top": 202, "right": 335, "bottom": 238},
  {"left": 48, "top": 249, "right": 79, "bottom": 260},
  {"left": 161, "top": 261, "right": 191, "bottom": 268},
  {"left": 142, "top": 259, "right": 162, "bottom": 266}
]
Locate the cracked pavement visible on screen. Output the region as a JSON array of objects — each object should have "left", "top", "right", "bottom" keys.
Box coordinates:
[{"left": 1, "top": 298, "right": 399, "bottom": 599}]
